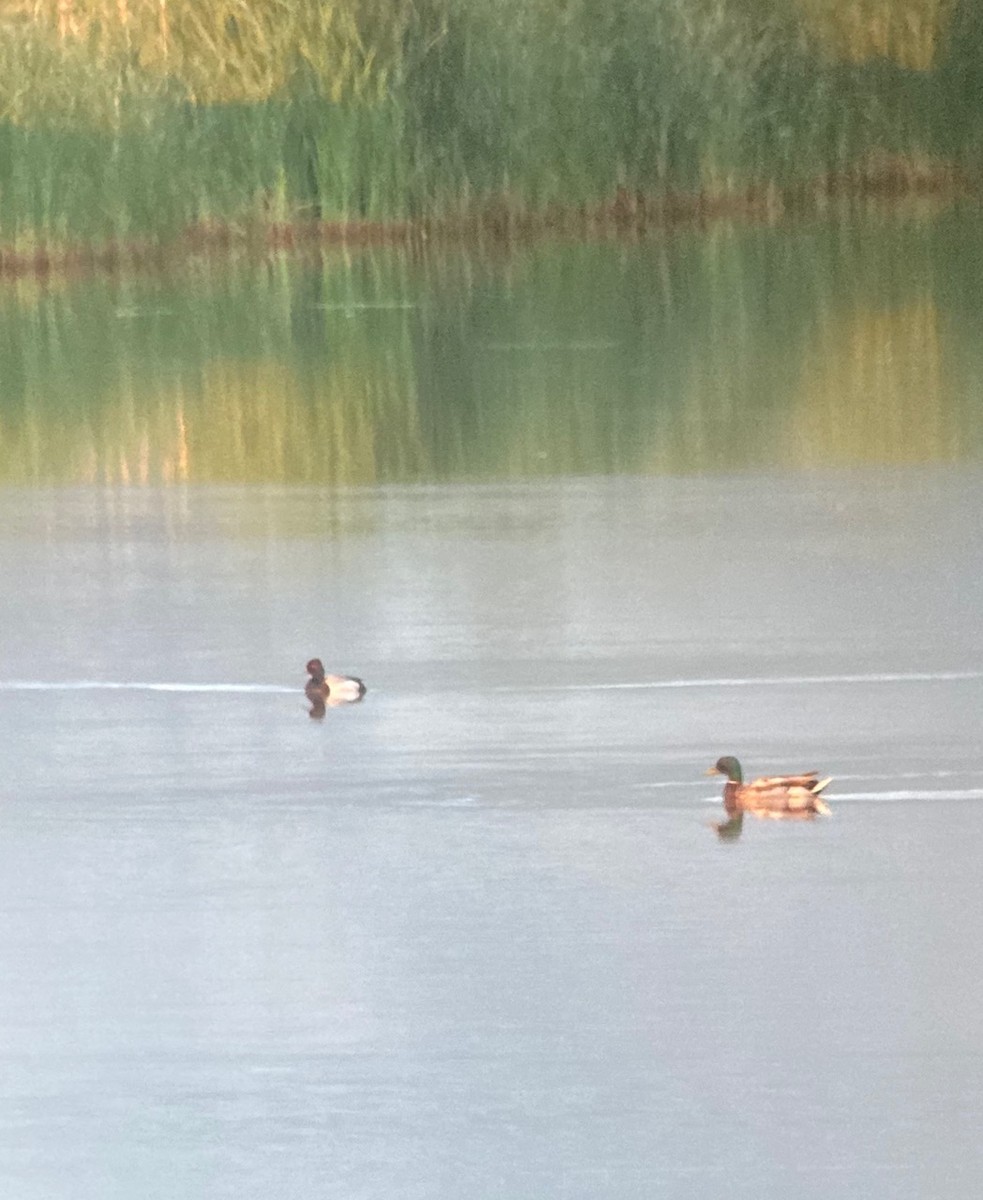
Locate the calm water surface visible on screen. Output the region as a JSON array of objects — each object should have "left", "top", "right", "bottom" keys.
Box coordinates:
[{"left": 1, "top": 214, "right": 983, "bottom": 1198}]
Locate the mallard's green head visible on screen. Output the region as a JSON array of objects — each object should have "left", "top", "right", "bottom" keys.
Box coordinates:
[{"left": 706, "top": 755, "right": 743, "bottom": 783}]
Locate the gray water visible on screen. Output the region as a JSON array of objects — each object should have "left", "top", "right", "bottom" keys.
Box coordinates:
[
  {"left": 3, "top": 217, "right": 983, "bottom": 1198},
  {"left": 1, "top": 469, "right": 982, "bottom": 1199}
]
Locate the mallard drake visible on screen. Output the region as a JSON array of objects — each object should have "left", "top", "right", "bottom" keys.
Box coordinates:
[
  {"left": 706, "top": 755, "right": 831, "bottom": 820},
  {"left": 305, "top": 658, "right": 367, "bottom": 705}
]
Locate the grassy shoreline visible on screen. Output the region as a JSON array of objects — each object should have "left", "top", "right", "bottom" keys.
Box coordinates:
[
  {"left": 0, "top": 158, "right": 974, "bottom": 281},
  {"left": 1, "top": 0, "right": 980, "bottom": 277}
]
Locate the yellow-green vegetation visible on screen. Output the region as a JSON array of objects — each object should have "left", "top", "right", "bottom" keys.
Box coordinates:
[
  {"left": 798, "top": 0, "right": 956, "bottom": 69},
  {"left": 0, "top": 220, "right": 980, "bottom": 486},
  {"left": 0, "top": 0, "right": 978, "bottom": 247}
]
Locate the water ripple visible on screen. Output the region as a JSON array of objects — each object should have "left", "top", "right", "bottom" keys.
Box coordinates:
[
  {"left": 0, "top": 681, "right": 294, "bottom": 694},
  {"left": 549, "top": 670, "right": 983, "bottom": 691}
]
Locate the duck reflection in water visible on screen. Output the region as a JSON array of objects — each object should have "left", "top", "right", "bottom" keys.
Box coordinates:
[
  {"left": 713, "top": 812, "right": 745, "bottom": 841},
  {"left": 707, "top": 755, "right": 832, "bottom": 840},
  {"left": 305, "top": 658, "right": 367, "bottom": 719}
]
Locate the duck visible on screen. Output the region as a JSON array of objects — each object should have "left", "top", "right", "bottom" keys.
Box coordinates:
[
  {"left": 706, "top": 755, "right": 831, "bottom": 821},
  {"left": 305, "top": 658, "right": 367, "bottom": 705}
]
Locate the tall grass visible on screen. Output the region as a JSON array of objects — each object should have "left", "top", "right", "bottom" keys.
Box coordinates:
[{"left": 0, "top": 0, "right": 977, "bottom": 247}]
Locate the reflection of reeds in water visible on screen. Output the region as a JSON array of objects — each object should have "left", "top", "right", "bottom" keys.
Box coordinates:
[
  {"left": 0, "top": 383, "right": 186, "bottom": 485},
  {"left": 0, "top": 228, "right": 981, "bottom": 485},
  {"left": 0, "top": 252, "right": 433, "bottom": 486},
  {"left": 193, "top": 357, "right": 426, "bottom": 484},
  {"left": 0, "top": 356, "right": 426, "bottom": 487},
  {"left": 785, "top": 300, "right": 966, "bottom": 465}
]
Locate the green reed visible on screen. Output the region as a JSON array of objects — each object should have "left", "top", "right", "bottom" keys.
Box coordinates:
[{"left": 0, "top": 0, "right": 977, "bottom": 246}]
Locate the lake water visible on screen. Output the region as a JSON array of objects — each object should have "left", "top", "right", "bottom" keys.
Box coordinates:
[{"left": 1, "top": 212, "right": 983, "bottom": 1198}]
